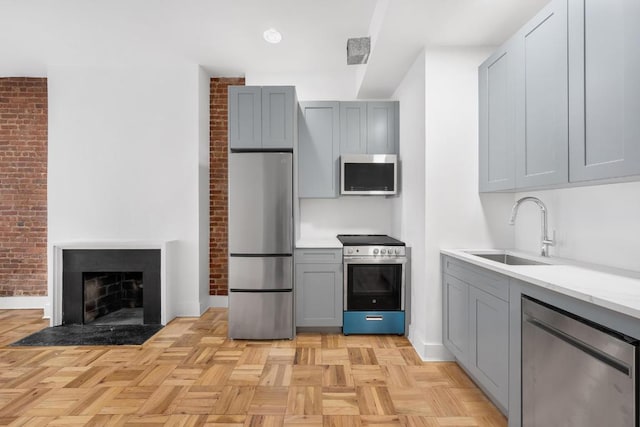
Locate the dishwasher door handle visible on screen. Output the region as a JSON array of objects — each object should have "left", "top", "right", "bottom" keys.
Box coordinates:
[{"left": 525, "top": 316, "right": 632, "bottom": 377}]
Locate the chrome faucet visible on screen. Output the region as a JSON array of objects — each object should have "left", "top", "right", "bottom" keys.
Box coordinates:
[{"left": 509, "top": 196, "right": 555, "bottom": 257}]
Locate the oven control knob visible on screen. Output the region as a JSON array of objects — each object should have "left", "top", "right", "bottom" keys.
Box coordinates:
[
  {"left": 373, "top": 248, "right": 379, "bottom": 255},
  {"left": 346, "top": 248, "right": 354, "bottom": 255},
  {"left": 381, "top": 249, "right": 387, "bottom": 255},
  {"left": 395, "top": 248, "right": 401, "bottom": 255}
]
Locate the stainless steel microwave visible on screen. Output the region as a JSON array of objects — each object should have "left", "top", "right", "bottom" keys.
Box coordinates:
[{"left": 340, "top": 154, "right": 398, "bottom": 195}]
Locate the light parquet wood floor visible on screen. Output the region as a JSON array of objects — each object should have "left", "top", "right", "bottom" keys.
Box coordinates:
[{"left": 0, "top": 309, "right": 506, "bottom": 427}]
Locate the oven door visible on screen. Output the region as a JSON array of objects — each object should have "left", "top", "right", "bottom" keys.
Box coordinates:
[{"left": 343, "top": 257, "right": 406, "bottom": 311}]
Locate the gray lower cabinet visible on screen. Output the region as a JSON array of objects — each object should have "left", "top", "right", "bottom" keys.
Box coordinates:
[
  {"left": 479, "top": 41, "right": 517, "bottom": 192},
  {"left": 568, "top": 0, "right": 640, "bottom": 182},
  {"left": 298, "top": 102, "right": 340, "bottom": 198},
  {"left": 229, "top": 86, "right": 295, "bottom": 150},
  {"left": 295, "top": 249, "right": 343, "bottom": 327},
  {"left": 514, "top": 0, "right": 568, "bottom": 188},
  {"left": 442, "top": 256, "right": 509, "bottom": 414},
  {"left": 468, "top": 285, "right": 509, "bottom": 410},
  {"left": 442, "top": 274, "right": 469, "bottom": 362},
  {"left": 444, "top": 253, "right": 640, "bottom": 426}
]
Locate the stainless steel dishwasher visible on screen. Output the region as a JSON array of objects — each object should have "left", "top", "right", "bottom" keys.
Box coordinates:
[{"left": 522, "top": 296, "right": 638, "bottom": 427}]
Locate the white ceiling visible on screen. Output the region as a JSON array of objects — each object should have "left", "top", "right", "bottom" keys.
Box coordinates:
[{"left": 0, "top": 0, "right": 549, "bottom": 97}]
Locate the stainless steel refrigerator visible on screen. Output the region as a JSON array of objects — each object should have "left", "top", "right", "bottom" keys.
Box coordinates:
[{"left": 228, "top": 152, "right": 294, "bottom": 339}]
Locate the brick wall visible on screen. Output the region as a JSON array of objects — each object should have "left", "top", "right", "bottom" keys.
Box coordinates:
[
  {"left": 210, "top": 77, "right": 244, "bottom": 296},
  {"left": 0, "top": 78, "right": 48, "bottom": 296}
]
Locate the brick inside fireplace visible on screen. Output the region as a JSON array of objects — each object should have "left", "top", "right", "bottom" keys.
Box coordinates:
[{"left": 83, "top": 272, "right": 143, "bottom": 324}]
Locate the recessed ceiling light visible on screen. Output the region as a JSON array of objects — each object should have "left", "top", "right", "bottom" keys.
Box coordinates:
[{"left": 263, "top": 28, "right": 282, "bottom": 44}]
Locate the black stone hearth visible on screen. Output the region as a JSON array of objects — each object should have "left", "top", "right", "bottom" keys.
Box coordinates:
[
  {"left": 11, "top": 324, "right": 163, "bottom": 346},
  {"left": 63, "top": 249, "right": 161, "bottom": 325}
]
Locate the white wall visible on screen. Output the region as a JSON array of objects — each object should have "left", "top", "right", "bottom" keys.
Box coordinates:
[
  {"left": 391, "top": 50, "right": 427, "bottom": 352},
  {"left": 514, "top": 181, "right": 640, "bottom": 272},
  {"left": 48, "top": 64, "right": 208, "bottom": 319},
  {"left": 417, "top": 48, "right": 514, "bottom": 360},
  {"left": 299, "top": 197, "right": 395, "bottom": 239},
  {"left": 403, "top": 47, "right": 640, "bottom": 360},
  {"left": 245, "top": 71, "right": 359, "bottom": 101},
  {"left": 246, "top": 70, "right": 396, "bottom": 241},
  {"left": 197, "top": 66, "right": 211, "bottom": 314}
]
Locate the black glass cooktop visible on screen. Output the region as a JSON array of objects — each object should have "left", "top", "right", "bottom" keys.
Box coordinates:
[{"left": 336, "top": 234, "right": 405, "bottom": 246}]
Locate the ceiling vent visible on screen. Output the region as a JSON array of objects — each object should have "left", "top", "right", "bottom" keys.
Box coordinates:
[{"left": 347, "top": 37, "right": 370, "bottom": 65}]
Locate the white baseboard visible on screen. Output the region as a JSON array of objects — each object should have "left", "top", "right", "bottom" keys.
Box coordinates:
[
  {"left": 208, "top": 295, "right": 229, "bottom": 308},
  {"left": 174, "top": 301, "right": 202, "bottom": 317},
  {"left": 0, "top": 296, "right": 47, "bottom": 311},
  {"left": 410, "top": 341, "right": 454, "bottom": 361},
  {"left": 1, "top": 295, "right": 227, "bottom": 320},
  {"left": 422, "top": 343, "right": 454, "bottom": 361},
  {"left": 408, "top": 326, "right": 454, "bottom": 361},
  {"left": 199, "top": 296, "right": 228, "bottom": 314}
]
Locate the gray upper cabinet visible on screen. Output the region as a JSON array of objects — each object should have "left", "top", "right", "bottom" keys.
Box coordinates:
[
  {"left": 479, "top": 42, "right": 517, "bottom": 192},
  {"left": 479, "top": 0, "right": 640, "bottom": 191},
  {"left": 262, "top": 87, "right": 295, "bottom": 149},
  {"left": 339, "top": 102, "right": 368, "bottom": 154},
  {"left": 229, "top": 86, "right": 262, "bottom": 149},
  {"left": 568, "top": 0, "right": 640, "bottom": 182},
  {"left": 299, "top": 100, "right": 399, "bottom": 198},
  {"left": 339, "top": 101, "right": 398, "bottom": 154},
  {"left": 515, "top": 0, "right": 569, "bottom": 188},
  {"left": 229, "top": 86, "right": 295, "bottom": 150},
  {"left": 366, "top": 102, "right": 398, "bottom": 154},
  {"left": 298, "top": 102, "right": 340, "bottom": 198}
]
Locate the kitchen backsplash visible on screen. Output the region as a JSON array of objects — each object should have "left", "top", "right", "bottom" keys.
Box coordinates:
[
  {"left": 298, "top": 197, "right": 395, "bottom": 240},
  {"left": 514, "top": 180, "right": 640, "bottom": 272}
]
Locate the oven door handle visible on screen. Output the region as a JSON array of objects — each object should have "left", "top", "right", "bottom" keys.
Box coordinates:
[{"left": 343, "top": 257, "right": 406, "bottom": 264}]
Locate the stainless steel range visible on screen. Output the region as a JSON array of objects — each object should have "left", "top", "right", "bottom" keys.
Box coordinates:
[{"left": 337, "top": 234, "right": 406, "bottom": 335}]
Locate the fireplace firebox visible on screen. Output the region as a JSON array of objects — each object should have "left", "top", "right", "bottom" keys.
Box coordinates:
[
  {"left": 63, "top": 249, "right": 160, "bottom": 325},
  {"left": 83, "top": 272, "right": 143, "bottom": 324}
]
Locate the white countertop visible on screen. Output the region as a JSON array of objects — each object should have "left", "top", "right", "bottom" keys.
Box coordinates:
[
  {"left": 441, "top": 248, "right": 640, "bottom": 320},
  {"left": 295, "top": 238, "right": 343, "bottom": 249}
]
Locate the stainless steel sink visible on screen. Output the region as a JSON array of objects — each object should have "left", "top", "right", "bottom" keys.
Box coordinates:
[{"left": 470, "top": 253, "right": 550, "bottom": 266}]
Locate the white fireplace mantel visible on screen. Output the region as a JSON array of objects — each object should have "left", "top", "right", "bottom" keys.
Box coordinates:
[{"left": 48, "top": 240, "right": 176, "bottom": 326}]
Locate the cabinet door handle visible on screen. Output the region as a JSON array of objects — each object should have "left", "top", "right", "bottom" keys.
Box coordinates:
[{"left": 366, "top": 315, "right": 383, "bottom": 321}]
